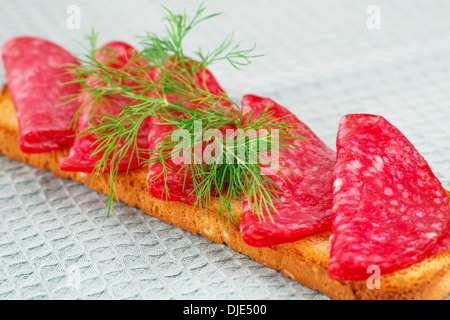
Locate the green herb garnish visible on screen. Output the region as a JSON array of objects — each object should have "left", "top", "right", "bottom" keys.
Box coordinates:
[{"left": 65, "top": 2, "right": 306, "bottom": 226}]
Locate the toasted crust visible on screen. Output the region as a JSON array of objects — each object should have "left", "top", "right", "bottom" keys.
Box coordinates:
[{"left": 1, "top": 85, "right": 449, "bottom": 300}]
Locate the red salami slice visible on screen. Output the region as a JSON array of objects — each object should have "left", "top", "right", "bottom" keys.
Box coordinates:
[
  {"left": 239, "top": 95, "right": 335, "bottom": 247},
  {"left": 147, "top": 68, "right": 231, "bottom": 202},
  {"left": 147, "top": 118, "right": 234, "bottom": 203},
  {"left": 147, "top": 113, "right": 196, "bottom": 203},
  {"left": 328, "top": 114, "right": 450, "bottom": 281},
  {"left": 2, "top": 36, "right": 81, "bottom": 153},
  {"left": 59, "top": 41, "right": 149, "bottom": 173}
]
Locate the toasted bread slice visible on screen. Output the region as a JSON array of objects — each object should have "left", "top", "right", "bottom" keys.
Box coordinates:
[{"left": 1, "top": 85, "right": 450, "bottom": 300}]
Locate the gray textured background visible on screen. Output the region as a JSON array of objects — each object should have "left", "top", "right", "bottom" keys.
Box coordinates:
[{"left": 0, "top": 0, "right": 449, "bottom": 299}]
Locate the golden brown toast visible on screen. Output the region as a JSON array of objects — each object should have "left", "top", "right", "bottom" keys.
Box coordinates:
[{"left": 1, "top": 85, "right": 450, "bottom": 300}]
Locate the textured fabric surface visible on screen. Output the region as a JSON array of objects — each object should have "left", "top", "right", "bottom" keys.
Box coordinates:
[{"left": 1, "top": 0, "right": 450, "bottom": 299}]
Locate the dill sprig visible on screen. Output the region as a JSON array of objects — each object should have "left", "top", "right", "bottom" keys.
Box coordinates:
[
  {"left": 65, "top": 2, "right": 306, "bottom": 224},
  {"left": 150, "top": 105, "right": 307, "bottom": 227}
]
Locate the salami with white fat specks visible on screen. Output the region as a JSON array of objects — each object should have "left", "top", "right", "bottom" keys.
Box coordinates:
[
  {"left": 239, "top": 95, "right": 336, "bottom": 247},
  {"left": 2, "top": 37, "right": 81, "bottom": 153},
  {"left": 58, "top": 41, "right": 150, "bottom": 173},
  {"left": 146, "top": 67, "right": 232, "bottom": 202},
  {"left": 328, "top": 114, "right": 450, "bottom": 281}
]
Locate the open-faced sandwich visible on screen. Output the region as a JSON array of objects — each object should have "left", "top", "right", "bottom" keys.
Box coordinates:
[{"left": 1, "top": 4, "right": 449, "bottom": 300}]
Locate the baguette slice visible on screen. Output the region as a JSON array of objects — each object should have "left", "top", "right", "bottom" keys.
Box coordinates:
[{"left": 1, "top": 85, "right": 450, "bottom": 300}]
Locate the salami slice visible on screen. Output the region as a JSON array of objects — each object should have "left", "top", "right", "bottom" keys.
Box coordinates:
[
  {"left": 239, "top": 95, "right": 336, "bottom": 247},
  {"left": 58, "top": 41, "right": 149, "bottom": 173},
  {"left": 146, "top": 67, "right": 231, "bottom": 202},
  {"left": 147, "top": 113, "right": 196, "bottom": 203},
  {"left": 328, "top": 114, "right": 450, "bottom": 281},
  {"left": 2, "top": 36, "right": 81, "bottom": 153}
]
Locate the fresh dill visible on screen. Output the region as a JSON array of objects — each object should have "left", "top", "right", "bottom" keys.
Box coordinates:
[{"left": 66, "top": 2, "right": 305, "bottom": 225}]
